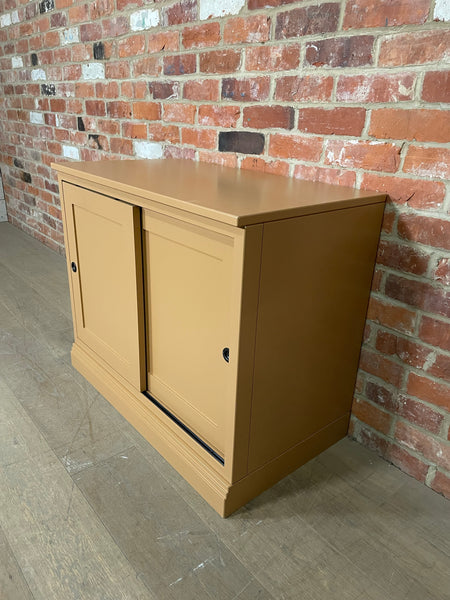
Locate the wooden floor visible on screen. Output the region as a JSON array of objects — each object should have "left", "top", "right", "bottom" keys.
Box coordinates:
[{"left": 1, "top": 221, "right": 449, "bottom": 600}]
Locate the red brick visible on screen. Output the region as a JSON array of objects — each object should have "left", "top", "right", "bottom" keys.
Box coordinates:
[
  {"left": 293, "top": 165, "right": 356, "bottom": 187},
  {"left": 350, "top": 420, "right": 390, "bottom": 455},
  {"left": 343, "top": 0, "right": 430, "bottom": 29},
  {"left": 116, "top": 0, "right": 144, "bottom": 9},
  {"left": 98, "top": 120, "right": 120, "bottom": 135},
  {"left": 297, "top": 107, "right": 365, "bottom": 136},
  {"left": 387, "top": 444, "right": 429, "bottom": 481},
  {"left": 44, "top": 31, "right": 60, "bottom": 48},
  {"left": 72, "top": 43, "right": 92, "bottom": 62},
  {"left": 102, "top": 16, "right": 129, "bottom": 37},
  {"left": 183, "top": 79, "right": 219, "bottom": 101},
  {"left": 122, "top": 123, "right": 147, "bottom": 139},
  {"left": 369, "top": 109, "right": 450, "bottom": 144},
  {"left": 107, "top": 101, "right": 132, "bottom": 119},
  {"left": 275, "top": 75, "right": 333, "bottom": 102},
  {"left": 198, "top": 150, "right": 238, "bottom": 168},
  {"left": 75, "top": 83, "right": 95, "bottom": 97},
  {"left": 51, "top": 12, "right": 67, "bottom": 28},
  {"left": 352, "top": 397, "right": 392, "bottom": 435},
  {"left": 163, "top": 54, "right": 196, "bottom": 76},
  {"left": 241, "top": 157, "right": 290, "bottom": 177},
  {"left": 435, "top": 258, "right": 450, "bottom": 287},
  {"left": 182, "top": 23, "right": 220, "bottom": 49},
  {"left": 376, "top": 331, "right": 433, "bottom": 370},
  {"left": 385, "top": 274, "right": 450, "bottom": 318},
  {"left": 132, "top": 57, "right": 160, "bottom": 77},
  {"left": 397, "top": 395, "right": 444, "bottom": 434},
  {"left": 95, "top": 82, "right": 119, "bottom": 99},
  {"left": 150, "top": 82, "right": 179, "bottom": 100},
  {"left": 276, "top": 4, "right": 340, "bottom": 39},
  {"left": 163, "top": 103, "right": 196, "bottom": 124},
  {"left": 68, "top": 4, "right": 89, "bottom": 23},
  {"left": 407, "top": 372, "right": 450, "bottom": 410},
  {"left": 269, "top": 133, "right": 322, "bottom": 161},
  {"left": 360, "top": 174, "right": 445, "bottom": 210},
  {"left": 164, "top": 0, "right": 197, "bottom": 26},
  {"left": 50, "top": 99, "right": 66, "bottom": 112},
  {"left": 63, "top": 64, "right": 81, "bottom": 80},
  {"left": 119, "top": 34, "right": 145, "bottom": 58},
  {"left": 379, "top": 30, "right": 450, "bottom": 66},
  {"left": 148, "top": 31, "right": 179, "bottom": 53},
  {"left": 199, "top": 50, "right": 241, "bottom": 74},
  {"left": 85, "top": 100, "right": 106, "bottom": 116},
  {"left": 427, "top": 353, "right": 450, "bottom": 382},
  {"left": 148, "top": 124, "right": 180, "bottom": 144},
  {"left": 222, "top": 77, "right": 270, "bottom": 102},
  {"left": 396, "top": 422, "right": 450, "bottom": 471},
  {"left": 133, "top": 102, "right": 161, "bottom": 121},
  {"left": 397, "top": 214, "right": 450, "bottom": 251},
  {"left": 419, "top": 316, "right": 450, "bottom": 352},
  {"left": 245, "top": 44, "right": 300, "bottom": 72},
  {"left": 105, "top": 61, "right": 130, "bottom": 79},
  {"left": 359, "top": 348, "right": 403, "bottom": 386},
  {"left": 325, "top": 140, "right": 401, "bottom": 173},
  {"left": 377, "top": 240, "right": 429, "bottom": 276},
  {"left": 367, "top": 297, "right": 416, "bottom": 335},
  {"left": 198, "top": 105, "right": 240, "bottom": 128},
  {"left": 431, "top": 471, "right": 450, "bottom": 499},
  {"left": 90, "top": 0, "right": 114, "bottom": 19},
  {"left": 80, "top": 22, "right": 102, "bottom": 42},
  {"left": 365, "top": 380, "right": 397, "bottom": 412},
  {"left": 243, "top": 105, "right": 294, "bottom": 130},
  {"left": 164, "top": 146, "right": 196, "bottom": 161},
  {"left": 181, "top": 128, "right": 216, "bottom": 149},
  {"left": 110, "top": 138, "right": 133, "bottom": 155},
  {"left": 422, "top": 71, "right": 450, "bottom": 103},
  {"left": 337, "top": 73, "right": 415, "bottom": 103},
  {"left": 403, "top": 146, "right": 450, "bottom": 180},
  {"left": 249, "top": 0, "right": 298, "bottom": 7},
  {"left": 305, "top": 36, "right": 374, "bottom": 68},
  {"left": 224, "top": 15, "right": 270, "bottom": 44}
]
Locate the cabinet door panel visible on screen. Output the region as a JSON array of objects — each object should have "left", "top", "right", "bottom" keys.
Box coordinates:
[
  {"left": 143, "top": 210, "right": 235, "bottom": 456},
  {"left": 63, "top": 183, "right": 145, "bottom": 389}
]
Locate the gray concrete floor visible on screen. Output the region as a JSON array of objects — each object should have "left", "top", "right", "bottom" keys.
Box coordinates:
[{"left": 1, "top": 221, "right": 449, "bottom": 600}]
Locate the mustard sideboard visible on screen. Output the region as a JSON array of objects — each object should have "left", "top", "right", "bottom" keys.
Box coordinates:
[{"left": 53, "top": 158, "right": 385, "bottom": 516}]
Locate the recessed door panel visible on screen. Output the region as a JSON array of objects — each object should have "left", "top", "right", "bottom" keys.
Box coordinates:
[
  {"left": 63, "top": 183, "right": 145, "bottom": 389},
  {"left": 143, "top": 210, "right": 236, "bottom": 456}
]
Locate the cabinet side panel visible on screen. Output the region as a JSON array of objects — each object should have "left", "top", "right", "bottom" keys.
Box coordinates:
[{"left": 248, "top": 203, "right": 385, "bottom": 472}]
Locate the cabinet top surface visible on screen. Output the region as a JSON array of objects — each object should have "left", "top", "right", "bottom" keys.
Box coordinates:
[{"left": 53, "top": 159, "right": 385, "bottom": 226}]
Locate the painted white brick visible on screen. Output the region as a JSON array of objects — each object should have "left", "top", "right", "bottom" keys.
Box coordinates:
[
  {"left": 55, "top": 115, "right": 61, "bottom": 127},
  {"left": 134, "top": 141, "right": 163, "bottom": 159},
  {"left": 130, "top": 9, "right": 159, "bottom": 31},
  {"left": 12, "top": 56, "right": 23, "bottom": 68},
  {"left": 61, "top": 27, "right": 79, "bottom": 45},
  {"left": 82, "top": 63, "right": 105, "bottom": 80},
  {"left": 31, "top": 69, "right": 46, "bottom": 81},
  {"left": 30, "top": 111, "right": 45, "bottom": 124},
  {"left": 434, "top": 0, "right": 450, "bottom": 21},
  {"left": 62, "top": 146, "right": 80, "bottom": 160},
  {"left": 0, "top": 13, "right": 12, "bottom": 28},
  {"left": 11, "top": 10, "right": 19, "bottom": 24},
  {"left": 200, "top": 0, "right": 245, "bottom": 20}
]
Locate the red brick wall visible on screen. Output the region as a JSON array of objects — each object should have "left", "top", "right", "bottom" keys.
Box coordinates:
[{"left": 0, "top": 0, "right": 449, "bottom": 498}]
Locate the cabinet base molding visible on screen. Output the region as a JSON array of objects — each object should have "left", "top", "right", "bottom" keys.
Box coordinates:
[{"left": 72, "top": 342, "right": 348, "bottom": 517}]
